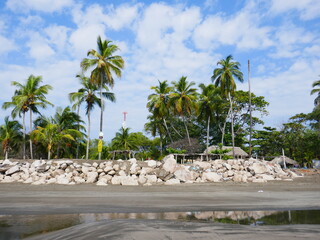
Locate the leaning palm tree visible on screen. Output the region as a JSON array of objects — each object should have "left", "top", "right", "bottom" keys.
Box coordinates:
[
  {"left": 0, "top": 116, "right": 23, "bottom": 159},
  {"left": 169, "top": 76, "right": 198, "bottom": 145},
  {"left": 211, "top": 55, "right": 244, "bottom": 158},
  {"left": 311, "top": 77, "right": 320, "bottom": 107},
  {"left": 2, "top": 75, "right": 53, "bottom": 159},
  {"left": 81, "top": 36, "right": 124, "bottom": 160},
  {"left": 31, "top": 123, "right": 76, "bottom": 160},
  {"left": 198, "top": 84, "right": 221, "bottom": 160},
  {"left": 69, "top": 74, "right": 115, "bottom": 159},
  {"left": 147, "top": 80, "right": 173, "bottom": 142}
]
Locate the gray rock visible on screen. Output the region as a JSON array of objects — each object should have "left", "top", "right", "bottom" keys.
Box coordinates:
[
  {"left": 120, "top": 176, "right": 139, "bottom": 186},
  {"left": 146, "top": 175, "right": 157, "bottom": 184},
  {"left": 174, "top": 167, "right": 192, "bottom": 182},
  {"left": 251, "top": 162, "right": 269, "bottom": 174},
  {"left": 146, "top": 160, "right": 157, "bottom": 168},
  {"left": 158, "top": 169, "right": 169, "bottom": 180},
  {"left": 111, "top": 176, "right": 122, "bottom": 185}
]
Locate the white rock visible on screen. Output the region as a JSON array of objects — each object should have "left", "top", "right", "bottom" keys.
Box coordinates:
[
  {"left": 260, "top": 174, "right": 275, "bottom": 181},
  {"left": 74, "top": 176, "right": 86, "bottom": 184},
  {"left": 86, "top": 172, "right": 98, "bottom": 183},
  {"left": 81, "top": 166, "right": 89, "bottom": 174},
  {"left": 138, "top": 175, "right": 147, "bottom": 185},
  {"left": 118, "top": 170, "right": 126, "bottom": 176},
  {"left": 146, "top": 160, "right": 157, "bottom": 168},
  {"left": 140, "top": 167, "right": 154, "bottom": 175},
  {"left": 47, "top": 178, "right": 57, "bottom": 184},
  {"left": 56, "top": 175, "right": 70, "bottom": 184},
  {"left": 111, "top": 176, "right": 122, "bottom": 185},
  {"left": 162, "top": 155, "right": 177, "bottom": 173},
  {"left": 128, "top": 158, "right": 137, "bottom": 165},
  {"left": 164, "top": 179, "right": 180, "bottom": 185},
  {"left": 233, "top": 174, "right": 243, "bottom": 182},
  {"left": 5, "top": 165, "right": 20, "bottom": 175},
  {"left": 202, "top": 172, "right": 222, "bottom": 182},
  {"left": 96, "top": 181, "right": 108, "bottom": 186},
  {"left": 146, "top": 175, "right": 157, "bottom": 184},
  {"left": 104, "top": 166, "right": 113, "bottom": 173},
  {"left": 251, "top": 162, "right": 269, "bottom": 174},
  {"left": 174, "top": 168, "right": 192, "bottom": 182},
  {"left": 121, "top": 176, "right": 139, "bottom": 186},
  {"left": 2, "top": 159, "right": 13, "bottom": 165},
  {"left": 252, "top": 178, "right": 267, "bottom": 183},
  {"left": 194, "top": 161, "right": 211, "bottom": 170},
  {"left": 92, "top": 162, "right": 98, "bottom": 168}
]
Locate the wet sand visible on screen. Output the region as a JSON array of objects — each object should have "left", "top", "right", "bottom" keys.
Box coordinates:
[{"left": 0, "top": 173, "right": 319, "bottom": 239}]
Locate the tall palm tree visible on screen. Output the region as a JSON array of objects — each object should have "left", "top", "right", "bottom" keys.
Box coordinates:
[
  {"left": 169, "top": 76, "right": 198, "bottom": 145},
  {"left": 147, "top": 80, "right": 173, "bottom": 142},
  {"left": 31, "top": 123, "right": 76, "bottom": 160},
  {"left": 69, "top": 74, "right": 115, "bottom": 159},
  {"left": 311, "top": 77, "right": 320, "bottom": 107},
  {"left": 0, "top": 116, "right": 23, "bottom": 159},
  {"left": 81, "top": 36, "right": 124, "bottom": 160},
  {"left": 198, "top": 84, "right": 221, "bottom": 159},
  {"left": 2, "top": 75, "right": 53, "bottom": 159},
  {"left": 211, "top": 55, "right": 243, "bottom": 158}
]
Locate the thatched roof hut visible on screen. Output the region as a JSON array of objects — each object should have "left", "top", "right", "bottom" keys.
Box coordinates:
[
  {"left": 271, "top": 156, "right": 299, "bottom": 167},
  {"left": 167, "top": 138, "right": 202, "bottom": 154},
  {"left": 205, "top": 145, "right": 249, "bottom": 159}
]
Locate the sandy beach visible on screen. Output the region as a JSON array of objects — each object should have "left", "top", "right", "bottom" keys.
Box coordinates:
[{"left": 0, "top": 172, "right": 319, "bottom": 239}]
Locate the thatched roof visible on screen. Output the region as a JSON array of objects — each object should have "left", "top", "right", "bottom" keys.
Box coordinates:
[
  {"left": 205, "top": 145, "right": 249, "bottom": 157},
  {"left": 167, "top": 138, "right": 202, "bottom": 154},
  {"left": 271, "top": 156, "right": 299, "bottom": 166}
]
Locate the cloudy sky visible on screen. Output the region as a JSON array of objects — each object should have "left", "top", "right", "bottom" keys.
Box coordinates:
[{"left": 0, "top": 0, "right": 319, "bottom": 141}]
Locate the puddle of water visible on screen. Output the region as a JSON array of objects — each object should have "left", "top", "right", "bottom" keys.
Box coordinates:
[{"left": 0, "top": 210, "right": 319, "bottom": 239}]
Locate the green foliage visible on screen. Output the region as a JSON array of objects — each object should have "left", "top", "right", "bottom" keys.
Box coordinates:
[{"left": 166, "top": 147, "right": 186, "bottom": 154}]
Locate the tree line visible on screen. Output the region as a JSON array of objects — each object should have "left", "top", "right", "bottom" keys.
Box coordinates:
[{"left": 1, "top": 36, "right": 319, "bottom": 165}]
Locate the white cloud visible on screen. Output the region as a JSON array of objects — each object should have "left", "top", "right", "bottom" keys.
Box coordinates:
[
  {"left": 44, "top": 25, "right": 70, "bottom": 51},
  {"left": 6, "top": 0, "right": 74, "bottom": 13},
  {"left": 104, "top": 4, "right": 140, "bottom": 30},
  {"left": 0, "top": 35, "right": 16, "bottom": 54},
  {"left": 270, "top": 0, "right": 320, "bottom": 20},
  {"left": 26, "top": 32, "right": 55, "bottom": 61},
  {"left": 193, "top": 8, "right": 273, "bottom": 50}
]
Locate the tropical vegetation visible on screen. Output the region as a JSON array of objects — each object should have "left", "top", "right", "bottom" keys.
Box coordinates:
[{"left": 0, "top": 36, "right": 318, "bottom": 166}]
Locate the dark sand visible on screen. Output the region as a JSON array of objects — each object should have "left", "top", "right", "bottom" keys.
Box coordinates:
[{"left": 0, "top": 173, "right": 319, "bottom": 239}]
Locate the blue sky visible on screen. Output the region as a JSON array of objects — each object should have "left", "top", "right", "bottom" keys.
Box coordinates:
[{"left": 0, "top": 0, "right": 319, "bottom": 141}]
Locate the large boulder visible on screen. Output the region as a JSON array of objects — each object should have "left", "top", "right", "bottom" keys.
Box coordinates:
[
  {"left": 202, "top": 172, "right": 222, "bottom": 182},
  {"left": 162, "top": 155, "right": 177, "bottom": 173},
  {"left": 121, "top": 176, "right": 139, "bottom": 186},
  {"left": 86, "top": 172, "right": 98, "bottom": 183},
  {"left": 164, "top": 178, "right": 180, "bottom": 185},
  {"left": 174, "top": 167, "right": 192, "bottom": 182},
  {"left": 5, "top": 165, "right": 20, "bottom": 176},
  {"left": 251, "top": 162, "right": 269, "bottom": 174}
]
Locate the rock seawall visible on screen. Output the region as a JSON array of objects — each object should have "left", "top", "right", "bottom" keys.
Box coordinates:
[{"left": 0, "top": 155, "right": 301, "bottom": 186}]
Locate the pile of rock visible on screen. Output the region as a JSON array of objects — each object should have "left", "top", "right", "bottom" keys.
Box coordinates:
[{"left": 0, "top": 155, "right": 301, "bottom": 186}]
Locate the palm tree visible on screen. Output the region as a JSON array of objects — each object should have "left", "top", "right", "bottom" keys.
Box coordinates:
[
  {"left": 198, "top": 84, "right": 221, "bottom": 160},
  {"left": 147, "top": 80, "right": 173, "bottom": 142},
  {"left": 0, "top": 117, "right": 23, "bottom": 159},
  {"left": 31, "top": 123, "right": 75, "bottom": 160},
  {"left": 81, "top": 36, "right": 124, "bottom": 160},
  {"left": 69, "top": 74, "right": 115, "bottom": 160},
  {"left": 311, "top": 77, "right": 320, "bottom": 107},
  {"left": 169, "top": 76, "right": 198, "bottom": 145},
  {"left": 211, "top": 55, "right": 244, "bottom": 158},
  {"left": 2, "top": 75, "right": 53, "bottom": 159},
  {"left": 144, "top": 114, "right": 166, "bottom": 155},
  {"left": 112, "top": 127, "right": 137, "bottom": 158}
]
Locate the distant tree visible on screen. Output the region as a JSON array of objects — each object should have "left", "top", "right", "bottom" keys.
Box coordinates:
[
  {"left": 311, "top": 77, "right": 320, "bottom": 107},
  {"left": 2, "top": 75, "right": 53, "bottom": 159},
  {"left": 69, "top": 74, "right": 115, "bottom": 159},
  {"left": 169, "top": 76, "right": 198, "bottom": 145},
  {"left": 0, "top": 117, "right": 23, "bottom": 159}
]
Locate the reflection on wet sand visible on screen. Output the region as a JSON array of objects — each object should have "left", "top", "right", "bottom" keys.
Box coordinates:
[{"left": 0, "top": 210, "right": 319, "bottom": 239}]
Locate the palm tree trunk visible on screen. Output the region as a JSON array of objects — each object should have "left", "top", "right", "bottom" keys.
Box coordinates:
[
  {"left": 99, "top": 76, "right": 103, "bottom": 160},
  {"left": 29, "top": 110, "right": 33, "bottom": 159},
  {"left": 76, "top": 105, "right": 80, "bottom": 159},
  {"left": 5, "top": 150, "right": 8, "bottom": 160},
  {"left": 228, "top": 92, "right": 235, "bottom": 159},
  {"left": 163, "top": 118, "right": 173, "bottom": 143},
  {"left": 22, "top": 112, "right": 26, "bottom": 160},
  {"left": 86, "top": 110, "right": 91, "bottom": 160},
  {"left": 170, "top": 123, "right": 183, "bottom": 138},
  {"left": 183, "top": 116, "right": 191, "bottom": 146},
  {"left": 220, "top": 107, "right": 231, "bottom": 145},
  {"left": 206, "top": 116, "right": 210, "bottom": 161},
  {"left": 48, "top": 150, "right": 51, "bottom": 160}
]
